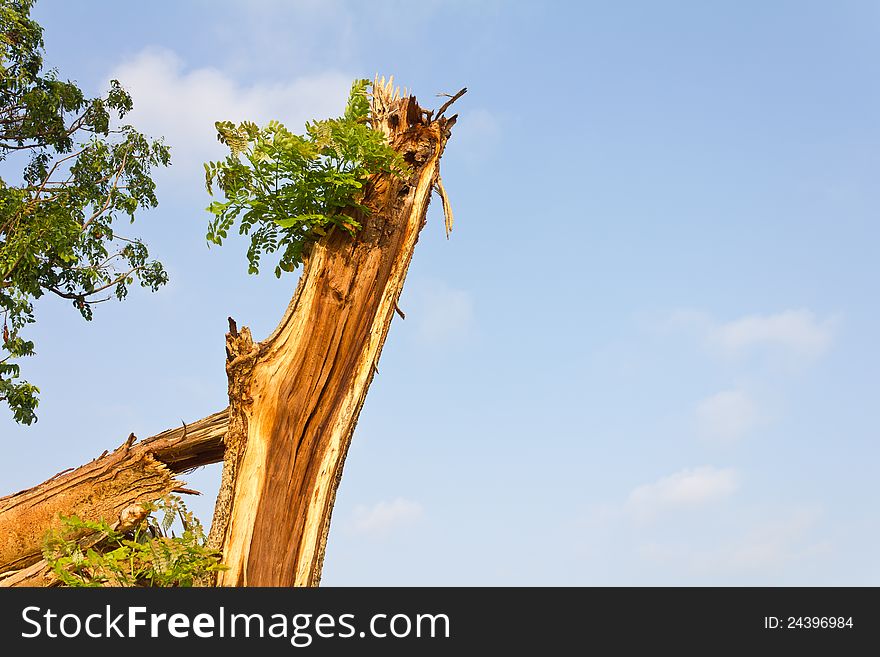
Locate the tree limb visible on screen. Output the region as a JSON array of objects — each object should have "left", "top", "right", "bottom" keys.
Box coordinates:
[{"left": 0, "top": 408, "right": 228, "bottom": 577}]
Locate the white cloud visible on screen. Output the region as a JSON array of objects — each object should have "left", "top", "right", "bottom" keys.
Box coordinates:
[
  {"left": 352, "top": 498, "right": 423, "bottom": 536},
  {"left": 638, "top": 508, "right": 829, "bottom": 577},
  {"left": 695, "top": 389, "right": 759, "bottom": 444},
  {"left": 627, "top": 466, "right": 738, "bottom": 520},
  {"left": 724, "top": 509, "right": 828, "bottom": 571},
  {"left": 407, "top": 280, "right": 475, "bottom": 345},
  {"left": 711, "top": 310, "right": 836, "bottom": 358},
  {"left": 665, "top": 308, "right": 837, "bottom": 362},
  {"left": 109, "top": 49, "right": 351, "bottom": 182}
]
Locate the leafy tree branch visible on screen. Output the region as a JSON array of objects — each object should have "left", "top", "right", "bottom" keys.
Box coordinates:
[
  {"left": 0, "top": 0, "right": 170, "bottom": 424},
  {"left": 205, "top": 79, "right": 408, "bottom": 277}
]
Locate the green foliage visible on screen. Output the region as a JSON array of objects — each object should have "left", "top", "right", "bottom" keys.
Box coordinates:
[
  {"left": 0, "top": 0, "right": 170, "bottom": 424},
  {"left": 204, "top": 79, "right": 407, "bottom": 277},
  {"left": 43, "top": 495, "right": 225, "bottom": 587}
]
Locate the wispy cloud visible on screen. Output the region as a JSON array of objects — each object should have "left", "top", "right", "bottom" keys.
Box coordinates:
[
  {"left": 695, "top": 389, "right": 760, "bottom": 444},
  {"left": 638, "top": 507, "right": 829, "bottom": 577},
  {"left": 627, "top": 466, "right": 738, "bottom": 520},
  {"left": 110, "top": 49, "right": 351, "bottom": 183},
  {"left": 579, "top": 489, "right": 830, "bottom": 583},
  {"left": 666, "top": 308, "right": 837, "bottom": 362},
  {"left": 711, "top": 310, "right": 836, "bottom": 358},
  {"left": 723, "top": 509, "right": 829, "bottom": 571},
  {"left": 352, "top": 498, "right": 423, "bottom": 536}
]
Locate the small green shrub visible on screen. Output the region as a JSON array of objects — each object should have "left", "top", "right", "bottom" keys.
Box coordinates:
[{"left": 43, "top": 495, "right": 224, "bottom": 587}]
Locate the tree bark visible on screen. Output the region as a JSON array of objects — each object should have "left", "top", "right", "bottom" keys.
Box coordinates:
[
  {"left": 207, "top": 79, "right": 459, "bottom": 586},
  {"left": 0, "top": 409, "right": 227, "bottom": 580}
]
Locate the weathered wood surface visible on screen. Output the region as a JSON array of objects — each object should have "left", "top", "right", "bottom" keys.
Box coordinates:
[
  {"left": 207, "top": 78, "right": 460, "bottom": 586},
  {"left": 0, "top": 409, "right": 228, "bottom": 580}
]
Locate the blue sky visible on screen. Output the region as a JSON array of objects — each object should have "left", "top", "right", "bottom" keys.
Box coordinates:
[{"left": 2, "top": 0, "right": 878, "bottom": 585}]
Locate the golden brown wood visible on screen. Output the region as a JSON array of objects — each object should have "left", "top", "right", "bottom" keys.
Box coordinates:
[
  {"left": 0, "top": 409, "right": 228, "bottom": 578},
  {"left": 207, "top": 79, "right": 460, "bottom": 586}
]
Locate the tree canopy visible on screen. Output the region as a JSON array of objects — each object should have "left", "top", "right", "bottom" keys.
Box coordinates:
[{"left": 0, "top": 0, "right": 170, "bottom": 424}]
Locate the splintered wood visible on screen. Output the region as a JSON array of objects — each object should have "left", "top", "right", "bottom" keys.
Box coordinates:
[
  {"left": 207, "top": 79, "right": 461, "bottom": 586},
  {"left": 0, "top": 410, "right": 228, "bottom": 584}
]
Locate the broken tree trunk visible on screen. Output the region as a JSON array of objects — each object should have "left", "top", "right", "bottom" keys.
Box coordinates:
[
  {"left": 0, "top": 409, "right": 228, "bottom": 584},
  {"left": 206, "top": 79, "right": 460, "bottom": 586},
  {"left": 0, "top": 78, "right": 460, "bottom": 589}
]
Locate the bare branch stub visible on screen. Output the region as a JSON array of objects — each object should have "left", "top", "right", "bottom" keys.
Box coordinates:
[{"left": 435, "top": 87, "right": 468, "bottom": 119}]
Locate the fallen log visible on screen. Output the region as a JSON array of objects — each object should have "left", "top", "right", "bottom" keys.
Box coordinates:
[{"left": 0, "top": 409, "right": 228, "bottom": 579}]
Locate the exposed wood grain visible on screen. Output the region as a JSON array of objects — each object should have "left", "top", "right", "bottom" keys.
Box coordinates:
[
  {"left": 0, "top": 409, "right": 228, "bottom": 578},
  {"left": 0, "top": 558, "right": 55, "bottom": 587},
  {"left": 208, "top": 79, "right": 460, "bottom": 586},
  {"left": 138, "top": 409, "right": 228, "bottom": 471}
]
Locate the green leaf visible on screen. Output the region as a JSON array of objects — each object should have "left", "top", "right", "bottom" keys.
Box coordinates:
[
  {"left": 201, "top": 78, "right": 407, "bottom": 277},
  {"left": 274, "top": 213, "right": 328, "bottom": 228}
]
